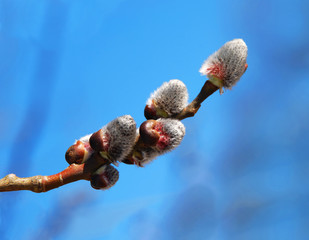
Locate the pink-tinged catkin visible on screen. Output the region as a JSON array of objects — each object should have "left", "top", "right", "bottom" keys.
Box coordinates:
[
  {"left": 145, "top": 79, "right": 188, "bottom": 119},
  {"left": 199, "top": 39, "right": 248, "bottom": 93},
  {"left": 133, "top": 118, "right": 186, "bottom": 166}
]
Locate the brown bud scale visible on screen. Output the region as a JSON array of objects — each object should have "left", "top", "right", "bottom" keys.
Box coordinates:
[
  {"left": 89, "top": 129, "right": 110, "bottom": 152},
  {"left": 144, "top": 101, "right": 158, "bottom": 120},
  {"left": 65, "top": 140, "right": 88, "bottom": 165},
  {"left": 139, "top": 120, "right": 160, "bottom": 146}
]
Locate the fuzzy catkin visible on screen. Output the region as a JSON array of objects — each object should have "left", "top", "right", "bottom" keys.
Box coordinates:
[
  {"left": 137, "top": 118, "right": 185, "bottom": 166},
  {"left": 199, "top": 39, "right": 248, "bottom": 91},
  {"left": 91, "top": 164, "right": 119, "bottom": 189},
  {"left": 146, "top": 79, "right": 188, "bottom": 117},
  {"left": 103, "top": 115, "right": 137, "bottom": 162},
  {"left": 156, "top": 118, "right": 185, "bottom": 152}
]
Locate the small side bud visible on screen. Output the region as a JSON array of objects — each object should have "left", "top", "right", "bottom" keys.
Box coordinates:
[
  {"left": 90, "top": 164, "right": 119, "bottom": 190},
  {"left": 139, "top": 120, "right": 160, "bottom": 146},
  {"left": 89, "top": 129, "right": 109, "bottom": 152},
  {"left": 65, "top": 134, "right": 93, "bottom": 165},
  {"left": 199, "top": 39, "right": 248, "bottom": 94},
  {"left": 89, "top": 115, "right": 137, "bottom": 163},
  {"left": 145, "top": 79, "right": 188, "bottom": 119}
]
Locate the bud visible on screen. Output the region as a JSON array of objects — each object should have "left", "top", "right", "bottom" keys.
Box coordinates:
[
  {"left": 65, "top": 134, "right": 93, "bottom": 165},
  {"left": 89, "top": 115, "right": 137, "bottom": 163},
  {"left": 139, "top": 120, "right": 160, "bottom": 146},
  {"left": 199, "top": 39, "right": 248, "bottom": 94},
  {"left": 145, "top": 79, "right": 188, "bottom": 119},
  {"left": 89, "top": 129, "right": 109, "bottom": 153},
  {"left": 90, "top": 164, "right": 119, "bottom": 190},
  {"left": 125, "top": 118, "right": 186, "bottom": 167}
]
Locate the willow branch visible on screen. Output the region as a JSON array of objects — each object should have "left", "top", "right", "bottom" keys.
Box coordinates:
[
  {"left": 175, "top": 80, "right": 219, "bottom": 120},
  {"left": 0, "top": 80, "right": 218, "bottom": 193},
  {"left": 0, "top": 154, "right": 108, "bottom": 193}
]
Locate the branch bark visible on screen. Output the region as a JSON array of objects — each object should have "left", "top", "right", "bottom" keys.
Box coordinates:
[
  {"left": 174, "top": 80, "right": 218, "bottom": 120},
  {"left": 0, "top": 164, "right": 86, "bottom": 193},
  {"left": 0, "top": 154, "right": 108, "bottom": 193}
]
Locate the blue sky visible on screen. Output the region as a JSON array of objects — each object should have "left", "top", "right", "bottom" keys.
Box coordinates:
[{"left": 0, "top": 0, "right": 309, "bottom": 240}]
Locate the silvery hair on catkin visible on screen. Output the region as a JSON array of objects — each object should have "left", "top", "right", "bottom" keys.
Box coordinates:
[
  {"left": 200, "top": 39, "right": 248, "bottom": 90},
  {"left": 146, "top": 79, "right": 188, "bottom": 116}
]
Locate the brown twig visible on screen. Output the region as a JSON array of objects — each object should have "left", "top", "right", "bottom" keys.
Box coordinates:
[
  {"left": 174, "top": 80, "right": 219, "bottom": 120},
  {"left": 0, "top": 154, "right": 108, "bottom": 193}
]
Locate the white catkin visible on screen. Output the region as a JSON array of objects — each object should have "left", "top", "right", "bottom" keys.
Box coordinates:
[
  {"left": 146, "top": 79, "right": 188, "bottom": 116},
  {"left": 103, "top": 115, "right": 137, "bottom": 162},
  {"left": 200, "top": 39, "right": 248, "bottom": 90}
]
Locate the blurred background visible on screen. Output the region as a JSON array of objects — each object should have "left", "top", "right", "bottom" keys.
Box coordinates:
[{"left": 0, "top": 0, "right": 308, "bottom": 239}]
